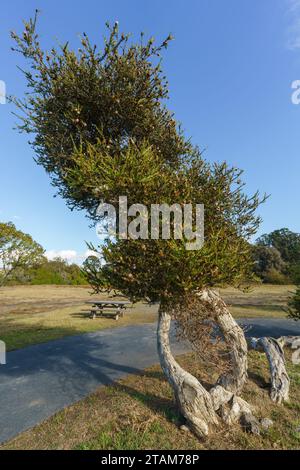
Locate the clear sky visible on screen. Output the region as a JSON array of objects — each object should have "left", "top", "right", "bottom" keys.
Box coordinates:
[{"left": 0, "top": 0, "right": 299, "bottom": 263}]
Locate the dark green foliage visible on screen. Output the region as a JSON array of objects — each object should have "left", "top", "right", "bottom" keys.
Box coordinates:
[
  {"left": 256, "top": 228, "right": 300, "bottom": 265},
  {"left": 287, "top": 264, "right": 300, "bottom": 285},
  {"left": 252, "top": 245, "right": 289, "bottom": 284},
  {"left": 253, "top": 245, "right": 285, "bottom": 274},
  {"left": 9, "top": 257, "right": 88, "bottom": 285},
  {"left": 260, "top": 269, "right": 290, "bottom": 285},
  {"left": 256, "top": 228, "right": 300, "bottom": 284},
  {"left": 82, "top": 255, "right": 103, "bottom": 288}
]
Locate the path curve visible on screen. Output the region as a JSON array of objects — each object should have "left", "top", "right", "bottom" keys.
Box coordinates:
[{"left": 0, "top": 318, "right": 299, "bottom": 444}]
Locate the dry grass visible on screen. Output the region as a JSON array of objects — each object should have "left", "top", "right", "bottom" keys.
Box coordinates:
[
  {"left": 0, "top": 284, "right": 294, "bottom": 351},
  {"left": 220, "top": 284, "right": 295, "bottom": 319},
  {"left": 0, "top": 285, "right": 158, "bottom": 351},
  {"left": 2, "top": 351, "right": 299, "bottom": 450}
]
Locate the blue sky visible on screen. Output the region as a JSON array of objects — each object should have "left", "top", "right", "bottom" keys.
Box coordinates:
[{"left": 0, "top": 0, "right": 300, "bottom": 263}]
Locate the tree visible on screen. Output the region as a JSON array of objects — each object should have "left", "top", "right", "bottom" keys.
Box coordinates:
[
  {"left": 0, "top": 221, "right": 44, "bottom": 287},
  {"left": 13, "top": 14, "right": 294, "bottom": 437},
  {"left": 256, "top": 228, "right": 300, "bottom": 283},
  {"left": 20, "top": 257, "right": 88, "bottom": 285},
  {"left": 256, "top": 228, "right": 300, "bottom": 265},
  {"left": 252, "top": 245, "right": 288, "bottom": 284},
  {"left": 81, "top": 141, "right": 263, "bottom": 434}
]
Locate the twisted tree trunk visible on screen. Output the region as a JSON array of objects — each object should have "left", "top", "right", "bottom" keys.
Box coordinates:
[
  {"left": 198, "top": 289, "right": 248, "bottom": 395},
  {"left": 157, "top": 306, "right": 256, "bottom": 437},
  {"left": 157, "top": 308, "right": 219, "bottom": 438},
  {"left": 161, "top": 287, "right": 300, "bottom": 439}
]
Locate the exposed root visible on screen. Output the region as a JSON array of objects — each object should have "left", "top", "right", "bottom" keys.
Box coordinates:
[
  {"left": 278, "top": 336, "right": 300, "bottom": 365},
  {"left": 210, "top": 384, "right": 254, "bottom": 426},
  {"left": 248, "top": 336, "right": 290, "bottom": 403}
]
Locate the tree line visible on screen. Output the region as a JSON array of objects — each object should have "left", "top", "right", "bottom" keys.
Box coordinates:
[{"left": 2, "top": 221, "right": 300, "bottom": 287}]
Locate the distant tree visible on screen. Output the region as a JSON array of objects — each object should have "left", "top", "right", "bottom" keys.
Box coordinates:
[
  {"left": 256, "top": 228, "right": 300, "bottom": 283},
  {"left": 262, "top": 269, "right": 290, "bottom": 285},
  {"left": 82, "top": 254, "right": 103, "bottom": 288},
  {"left": 0, "top": 222, "right": 44, "bottom": 287},
  {"left": 252, "top": 245, "right": 288, "bottom": 284},
  {"left": 253, "top": 245, "right": 285, "bottom": 276},
  {"left": 11, "top": 256, "right": 88, "bottom": 285},
  {"left": 66, "top": 261, "right": 88, "bottom": 285},
  {"left": 256, "top": 228, "right": 300, "bottom": 265}
]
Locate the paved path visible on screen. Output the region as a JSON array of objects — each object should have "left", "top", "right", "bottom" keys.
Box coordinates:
[
  {"left": 237, "top": 317, "right": 300, "bottom": 338},
  {"left": 0, "top": 318, "right": 299, "bottom": 444}
]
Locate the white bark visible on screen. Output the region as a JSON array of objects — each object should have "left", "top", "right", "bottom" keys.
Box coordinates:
[
  {"left": 210, "top": 384, "right": 253, "bottom": 425},
  {"left": 157, "top": 306, "right": 257, "bottom": 437},
  {"left": 157, "top": 308, "right": 219, "bottom": 438},
  {"left": 248, "top": 337, "right": 290, "bottom": 403},
  {"left": 278, "top": 336, "right": 300, "bottom": 349},
  {"left": 198, "top": 289, "right": 248, "bottom": 395},
  {"left": 278, "top": 336, "right": 300, "bottom": 365}
]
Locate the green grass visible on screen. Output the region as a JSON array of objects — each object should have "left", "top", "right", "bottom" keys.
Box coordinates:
[{"left": 75, "top": 426, "right": 159, "bottom": 451}]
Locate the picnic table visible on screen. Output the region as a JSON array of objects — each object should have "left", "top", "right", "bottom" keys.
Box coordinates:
[{"left": 86, "top": 300, "right": 131, "bottom": 320}]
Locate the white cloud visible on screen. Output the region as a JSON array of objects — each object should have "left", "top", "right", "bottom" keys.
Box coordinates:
[
  {"left": 83, "top": 249, "right": 100, "bottom": 258},
  {"left": 44, "top": 249, "right": 100, "bottom": 264},
  {"left": 45, "top": 249, "right": 78, "bottom": 262},
  {"left": 286, "top": 0, "right": 300, "bottom": 49}
]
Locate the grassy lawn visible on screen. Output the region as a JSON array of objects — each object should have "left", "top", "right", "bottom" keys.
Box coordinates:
[
  {"left": 0, "top": 284, "right": 295, "bottom": 351},
  {"left": 220, "top": 284, "right": 295, "bottom": 319},
  {"left": 0, "top": 285, "right": 158, "bottom": 351},
  {"left": 2, "top": 351, "right": 299, "bottom": 450}
]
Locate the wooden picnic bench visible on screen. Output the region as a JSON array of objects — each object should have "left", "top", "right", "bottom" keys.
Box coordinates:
[{"left": 86, "top": 300, "right": 131, "bottom": 320}]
